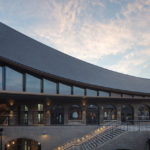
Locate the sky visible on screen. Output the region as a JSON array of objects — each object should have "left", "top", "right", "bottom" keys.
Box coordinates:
[{"left": 0, "top": 0, "right": 150, "bottom": 78}]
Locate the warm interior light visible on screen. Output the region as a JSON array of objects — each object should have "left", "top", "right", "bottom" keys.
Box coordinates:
[
  {"left": 12, "top": 141, "right": 15, "bottom": 145},
  {"left": 9, "top": 99, "right": 14, "bottom": 106},
  {"left": 7, "top": 144, "right": 10, "bottom": 148},
  {"left": 82, "top": 99, "right": 86, "bottom": 106},
  {"left": 46, "top": 99, "right": 51, "bottom": 106}
]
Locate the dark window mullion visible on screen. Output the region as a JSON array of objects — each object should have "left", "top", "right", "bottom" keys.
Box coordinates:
[
  {"left": 23, "top": 73, "right": 26, "bottom": 92},
  {"left": 2, "top": 66, "right": 6, "bottom": 90}
]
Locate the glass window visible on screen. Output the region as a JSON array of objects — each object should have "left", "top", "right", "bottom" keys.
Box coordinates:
[
  {"left": 6, "top": 67, "right": 23, "bottom": 91},
  {"left": 59, "top": 83, "right": 71, "bottom": 95},
  {"left": 0, "top": 67, "right": 2, "bottom": 90},
  {"left": 43, "top": 79, "right": 57, "bottom": 94},
  {"left": 73, "top": 86, "right": 84, "bottom": 96},
  {"left": 99, "top": 90, "right": 110, "bottom": 97},
  {"left": 86, "top": 89, "right": 97, "bottom": 96},
  {"left": 37, "top": 104, "right": 44, "bottom": 124},
  {"left": 38, "top": 104, "right": 43, "bottom": 111},
  {"left": 69, "top": 105, "right": 82, "bottom": 120},
  {"left": 26, "top": 74, "right": 41, "bottom": 93}
]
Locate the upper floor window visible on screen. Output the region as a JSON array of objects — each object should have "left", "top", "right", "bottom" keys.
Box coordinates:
[
  {"left": 86, "top": 89, "right": 97, "bottom": 96},
  {"left": 59, "top": 83, "right": 71, "bottom": 95},
  {"left": 26, "top": 74, "right": 41, "bottom": 93},
  {"left": 99, "top": 90, "right": 110, "bottom": 97},
  {"left": 0, "top": 67, "right": 2, "bottom": 90},
  {"left": 43, "top": 79, "right": 57, "bottom": 94},
  {"left": 73, "top": 86, "right": 84, "bottom": 96},
  {"left": 37, "top": 104, "right": 44, "bottom": 124},
  {"left": 6, "top": 67, "right": 23, "bottom": 91}
]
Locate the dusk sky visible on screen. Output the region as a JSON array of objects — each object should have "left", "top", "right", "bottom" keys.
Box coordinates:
[{"left": 0, "top": 0, "right": 150, "bottom": 78}]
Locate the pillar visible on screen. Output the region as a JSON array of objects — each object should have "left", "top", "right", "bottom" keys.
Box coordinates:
[
  {"left": 82, "top": 107, "right": 86, "bottom": 125},
  {"left": 99, "top": 104, "right": 104, "bottom": 124},
  {"left": 64, "top": 105, "right": 69, "bottom": 125},
  {"left": 116, "top": 104, "right": 121, "bottom": 123}
]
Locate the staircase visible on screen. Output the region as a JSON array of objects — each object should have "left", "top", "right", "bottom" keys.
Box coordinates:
[{"left": 54, "top": 121, "right": 126, "bottom": 150}]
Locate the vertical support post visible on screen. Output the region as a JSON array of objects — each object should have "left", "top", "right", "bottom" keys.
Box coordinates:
[
  {"left": 99, "top": 104, "right": 104, "bottom": 124},
  {"left": 23, "top": 73, "right": 26, "bottom": 92},
  {"left": 0, "top": 128, "right": 3, "bottom": 150},
  {"left": 41, "top": 78, "right": 44, "bottom": 93},
  {"left": 64, "top": 105, "right": 69, "bottom": 125},
  {"left": 2, "top": 66, "right": 6, "bottom": 90},
  {"left": 117, "top": 104, "right": 121, "bottom": 123}
]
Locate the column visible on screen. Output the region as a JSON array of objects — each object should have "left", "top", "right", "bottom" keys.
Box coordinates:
[
  {"left": 64, "top": 104, "right": 69, "bottom": 125},
  {"left": 82, "top": 106, "right": 86, "bottom": 125},
  {"left": 99, "top": 104, "right": 104, "bottom": 124},
  {"left": 116, "top": 104, "right": 121, "bottom": 123},
  {"left": 28, "top": 105, "right": 33, "bottom": 125}
]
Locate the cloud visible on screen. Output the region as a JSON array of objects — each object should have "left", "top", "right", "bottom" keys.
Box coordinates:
[{"left": 1, "top": 0, "right": 150, "bottom": 78}]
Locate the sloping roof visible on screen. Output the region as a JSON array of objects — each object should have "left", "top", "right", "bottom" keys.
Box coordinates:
[{"left": 0, "top": 22, "right": 150, "bottom": 94}]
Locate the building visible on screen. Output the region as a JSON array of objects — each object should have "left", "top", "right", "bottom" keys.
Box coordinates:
[{"left": 0, "top": 22, "right": 150, "bottom": 150}]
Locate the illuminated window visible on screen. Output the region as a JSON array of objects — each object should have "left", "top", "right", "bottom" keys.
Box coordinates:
[
  {"left": 73, "top": 86, "right": 84, "bottom": 96},
  {"left": 6, "top": 67, "right": 23, "bottom": 91},
  {"left": 37, "top": 104, "right": 44, "bottom": 124},
  {"left": 59, "top": 83, "right": 71, "bottom": 95},
  {"left": 26, "top": 74, "right": 41, "bottom": 93},
  {"left": 69, "top": 105, "right": 82, "bottom": 120},
  {"left": 43, "top": 79, "right": 57, "bottom": 94}
]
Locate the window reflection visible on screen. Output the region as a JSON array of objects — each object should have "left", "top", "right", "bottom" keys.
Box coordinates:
[
  {"left": 86, "top": 89, "right": 97, "bottom": 96},
  {"left": 6, "top": 67, "right": 23, "bottom": 91},
  {"left": 37, "top": 104, "right": 44, "bottom": 124},
  {"left": 0, "top": 67, "right": 2, "bottom": 90},
  {"left": 73, "top": 86, "right": 84, "bottom": 96},
  {"left": 59, "top": 83, "right": 71, "bottom": 95},
  {"left": 43, "top": 79, "right": 57, "bottom": 94},
  {"left": 99, "top": 91, "right": 110, "bottom": 97},
  {"left": 26, "top": 74, "right": 41, "bottom": 93},
  {"left": 69, "top": 105, "right": 82, "bottom": 120}
]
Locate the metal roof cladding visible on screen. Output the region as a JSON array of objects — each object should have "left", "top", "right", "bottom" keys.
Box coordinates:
[{"left": 0, "top": 22, "right": 150, "bottom": 94}]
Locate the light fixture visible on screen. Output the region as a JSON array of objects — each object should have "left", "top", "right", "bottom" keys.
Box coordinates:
[{"left": 9, "top": 99, "right": 14, "bottom": 106}]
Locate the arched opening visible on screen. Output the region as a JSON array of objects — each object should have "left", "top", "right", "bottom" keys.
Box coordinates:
[
  {"left": 86, "top": 104, "right": 99, "bottom": 124},
  {"left": 121, "top": 105, "right": 134, "bottom": 123},
  {"left": 103, "top": 105, "right": 117, "bottom": 120},
  {"left": 5, "top": 138, "right": 41, "bottom": 150},
  {"left": 138, "top": 105, "right": 150, "bottom": 120},
  {"left": 18, "top": 105, "right": 29, "bottom": 125},
  {"left": 0, "top": 104, "right": 10, "bottom": 125},
  {"left": 51, "top": 105, "right": 64, "bottom": 124},
  {"left": 69, "top": 105, "right": 82, "bottom": 120}
]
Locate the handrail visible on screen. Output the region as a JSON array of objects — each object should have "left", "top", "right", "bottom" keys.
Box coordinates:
[{"left": 54, "top": 121, "right": 119, "bottom": 150}]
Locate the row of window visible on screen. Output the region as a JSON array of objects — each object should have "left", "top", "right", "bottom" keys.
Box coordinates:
[{"left": 0, "top": 66, "right": 110, "bottom": 96}]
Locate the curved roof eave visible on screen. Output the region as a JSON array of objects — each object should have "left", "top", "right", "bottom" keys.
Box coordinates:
[{"left": 0, "top": 22, "right": 150, "bottom": 94}]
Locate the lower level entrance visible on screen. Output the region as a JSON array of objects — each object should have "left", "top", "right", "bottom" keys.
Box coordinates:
[
  {"left": 121, "top": 105, "right": 134, "bottom": 123},
  {"left": 51, "top": 105, "right": 64, "bottom": 124},
  {"left": 5, "top": 138, "right": 41, "bottom": 150},
  {"left": 86, "top": 105, "right": 99, "bottom": 124}
]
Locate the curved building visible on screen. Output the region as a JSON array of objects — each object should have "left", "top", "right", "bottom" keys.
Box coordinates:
[{"left": 0, "top": 22, "right": 150, "bottom": 150}]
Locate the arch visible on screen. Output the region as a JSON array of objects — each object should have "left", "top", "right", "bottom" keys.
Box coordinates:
[
  {"left": 0, "top": 104, "right": 10, "bottom": 125},
  {"left": 103, "top": 104, "right": 117, "bottom": 120},
  {"left": 86, "top": 104, "right": 99, "bottom": 124},
  {"left": 5, "top": 138, "right": 41, "bottom": 150},
  {"left": 18, "top": 105, "right": 29, "bottom": 125},
  {"left": 51, "top": 104, "right": 64, "bottom": 124},
  {"left": 69, "top": 104, "right": 82, "bottom": 120},
  {"left": 138, "top": 105, "right": 150, "bottom": 120},
  {"left": 121, "top": 104, "right": 134, "bottom": 123}
]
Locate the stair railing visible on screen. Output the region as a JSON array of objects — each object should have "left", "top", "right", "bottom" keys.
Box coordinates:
[{"left": 54, "top": 121, "right": 120, "bottom": 150}]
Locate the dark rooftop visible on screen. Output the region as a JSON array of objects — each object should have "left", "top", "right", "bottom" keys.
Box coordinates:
[{"left": 0, "top": 22, "right": 150, "bottom": 94}]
